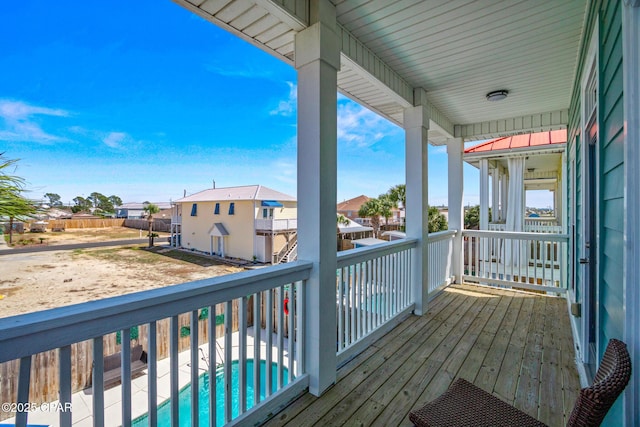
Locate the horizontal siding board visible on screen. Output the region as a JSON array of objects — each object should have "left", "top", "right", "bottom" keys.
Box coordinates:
[
  {"left": 602, "top": 40, "right": 622, "bottom": 96},
  {"left": 602, "top": 224, "right": 624, "bottom": 262},
  {"left": 602, "top": 169, "right": 624, "bottom": 201},
  {"left": 602, "top": 139, "right": 624, "bottom": 179},
  {"left": 601, "top": 254, "right": 623, "bottom": 294},
  {"left": 600, "top": 89, "right": 624, "bottom": 147}
]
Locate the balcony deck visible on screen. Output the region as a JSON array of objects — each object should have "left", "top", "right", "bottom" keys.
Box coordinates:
[{"left": 266, "top": 283, "right": 580, "bottom": 427}]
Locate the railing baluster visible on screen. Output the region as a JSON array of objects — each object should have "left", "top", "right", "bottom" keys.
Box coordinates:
[
  {"left": 277, "top": 286, "right": 285, "bottom": 390},
  {"left": 207, "top": 306, "right": 216, "bottom": 427},
  {"left": 239, "top": 296, "right": 247, "bottom": 414},
  {"left": 148, "top": 321, "right": 157, "bottom": 427},
  {"left": 385, "top": 254, "right": 391, "bottom": 320},
  {"left": 170, "top": 316, "right": 179, "bottom": 427},
  {"left": 296, "top": 280, "right": 305, "bottom": 376},
  {"left": 121, "top": 329, "right": 132, "bottom": 427},
  {"left": 265, "top": 290, "right": 273, "bottom": 397},
  {"left": 59, "top": 345, "right": 72, "bottom": 427},
  {"left": 224, "top": 301, "right": 232, "bottom": 423},
  {"left": 253, "top": 291, "right": 261, "bottom": 407},
  {"left": 370, "top": 263, "right": 376, "bottom": 334},
  {"left": 337, "top": 267, "right": 344, "bottom": 351},
  {"left": 190, "top": 310, "right": 199, "bottom": 427},
  {"left": 92, "top": 337, "right": 104, "bottom": 427},
  {"left": 350, "top": 264, "right": 355, "bottom": 345},
  {"left": 287, "top": 285, "right": 295, "bottom": 383},
  {"left": 16, "top": 355, "right": 31, "bottom": 427}
]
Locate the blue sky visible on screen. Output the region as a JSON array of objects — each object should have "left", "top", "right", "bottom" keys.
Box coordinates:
[{"left": 0, "top": 1, "right": 514, "bottom": 208}]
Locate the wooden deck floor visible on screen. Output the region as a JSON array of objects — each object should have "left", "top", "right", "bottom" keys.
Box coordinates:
[{"left": 265, "top": 283, "right": 581, "bottom": 427}]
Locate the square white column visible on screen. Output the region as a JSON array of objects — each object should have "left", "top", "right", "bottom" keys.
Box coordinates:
[
  {"left": 479, "top": 159, "right": 490, "bottom": 230},
  {"left": 447, "top": 138, "right": 464, "bottom": 282},
  {"left": 404, "top": 89, "right": 429, "bottom": 315},
  {"left": 295, "top": 0, "right": 340, "bottom": 396}
]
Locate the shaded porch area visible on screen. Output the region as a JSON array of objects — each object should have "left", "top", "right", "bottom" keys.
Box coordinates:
[{"left": 267, "top": 284, "right": 580, "bottom": 427}]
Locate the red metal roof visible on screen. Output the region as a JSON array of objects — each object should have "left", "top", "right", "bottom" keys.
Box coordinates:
[{"left": 464, "top": 129, "right": 567, "bottom": 154}]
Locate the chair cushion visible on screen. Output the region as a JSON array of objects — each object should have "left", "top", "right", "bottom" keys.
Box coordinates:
[{"left": 409, "top": 378, "right": 547, "bottom": 427}]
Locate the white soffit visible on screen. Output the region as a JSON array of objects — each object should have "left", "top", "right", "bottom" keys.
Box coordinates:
[{"left": 174, "top": 0, "right": 587, "bottom": 139}]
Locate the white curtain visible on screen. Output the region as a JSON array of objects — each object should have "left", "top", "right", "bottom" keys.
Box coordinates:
[{"left": 504, "top": 157, "right": 525, "bottom": 266}]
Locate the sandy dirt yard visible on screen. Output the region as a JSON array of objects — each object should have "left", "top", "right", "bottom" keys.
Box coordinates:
[{"left": 0, "top": 228, "right": 243, "bottom": 318}]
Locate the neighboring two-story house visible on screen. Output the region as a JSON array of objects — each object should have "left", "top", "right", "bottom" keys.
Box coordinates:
[{"left": 171, "top": 185, "right": 297, "bottom": 263}]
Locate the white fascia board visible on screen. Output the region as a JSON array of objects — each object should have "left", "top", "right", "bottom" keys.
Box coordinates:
[{"left": 455, "top": 110, "right": 569, "bottom": 141}]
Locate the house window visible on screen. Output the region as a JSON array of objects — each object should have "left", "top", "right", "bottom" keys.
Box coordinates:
[
  {"left": 214, "top": 203, "right": 220, "bottom": 215},
  {"left": 263, "top": 208, "right": 273, "bottom": 219},
  {"left": 190, "top": 203, "right": 197, "bottom": 216},
  {"left": 229, "top": 202, "right": 235, "bottom": 215}
]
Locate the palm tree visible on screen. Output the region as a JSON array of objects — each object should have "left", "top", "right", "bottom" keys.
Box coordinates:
[
  {"left": 143, "top": 203, "right": 160, "bottom": 247},
  {"left": 358, "top": 198, "right": 383, "bottom": 237},
  {"left": 378, "top": 194, "right": 395, "bottom": 226},
  {"left": 0, "top": 154, "right": 37, "bottom": 244},
  {"left": 387, "top": 184, "right": 406, "bottom": 208}
]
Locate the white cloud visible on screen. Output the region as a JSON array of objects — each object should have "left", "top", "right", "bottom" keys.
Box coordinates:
[
  {"left": 337, "top": 98, "right": 393, "bottom": 149},
  {"left": 431, "top": 145, "right": 447, "bottom": 155},
  {"left": 269, "top": 82, "right": 297, "bottom": 116},
  {"left": 0, "top": 99, "right": 70, "bottom": 144},
  {"left": 102, "top": 131, "right": 128, "bottom": 148}
]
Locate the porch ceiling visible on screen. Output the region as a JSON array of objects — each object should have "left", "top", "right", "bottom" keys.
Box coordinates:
[{"left": 174, "top": 0, "right": 587, "bottom": 141}]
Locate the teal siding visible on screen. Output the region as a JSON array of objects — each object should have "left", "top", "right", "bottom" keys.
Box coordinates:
[
  {"left": 598, "top": 1, "right": 624, "bottom": 425},
  {"left": 567, "top": 1, "right": 625, "bottom": 424}
]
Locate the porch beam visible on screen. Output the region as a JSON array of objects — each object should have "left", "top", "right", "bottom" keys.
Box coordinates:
[
  {"left": 454, "top": 109, "right": 568, "bottom": 141},
  {"left": 295, "top": 0, "right": 340, "bottom": 396},
  {"left": 336, "top": 25, "right": 455, "bottom": 137},
  {"left": 447, "top": 138, "right": 464, "bottom": 283},
  {"left": 404, "top": 88, "right": 430, "bottom": 315}
]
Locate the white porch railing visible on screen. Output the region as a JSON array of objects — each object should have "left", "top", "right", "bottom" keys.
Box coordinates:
[
  {"left": 487, "top": 223, "right": 562, "bottom": 233},
  {"left": 462, "top": 230, "right": 569, "bottom": 294},
  {"left": 335, "top": 239, "right": 417, "bottom": 364},
  {"left": 0, "top": 262, "right": 312, "bottom": 427},
  {"left": 427, "top": 230, "right": 456, "bottom": 294},
  {"left": 255, "top": 218, "right": 298, "bottom": 231}
]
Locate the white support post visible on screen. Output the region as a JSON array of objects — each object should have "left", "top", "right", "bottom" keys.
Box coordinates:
[
  {"left": 479, "top": 159, "right": 490, "bottom": 230},
  {"left": 447, "top": 138, "right": 464, "bottom": 283},
  {"left": 295, "top": 0, "right": 340, "bottom": 396},
  {"left": 623, "top": 2, "right": 640, "bottom": 424},
  {"left": 491, "top": 166, "right": 500, "bottom": 223},
  {"left": 404, "top": 89, "right": 429, "bottom": 315},
  {"left": 503, "top": 173, "right": 509, "bottom": 224}
]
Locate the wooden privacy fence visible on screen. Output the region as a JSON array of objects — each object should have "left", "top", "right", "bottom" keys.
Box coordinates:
[
  {"left": 47, "top": 218, "right": 125, "bottom": 229},
  {"left": 123, "top": 218, "right": 171, "bottom": 232}
]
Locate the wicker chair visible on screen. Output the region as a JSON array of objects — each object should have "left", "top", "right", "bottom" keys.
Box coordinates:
[{"left": 409, "top": 339, "right": 631, "bottom": 427}]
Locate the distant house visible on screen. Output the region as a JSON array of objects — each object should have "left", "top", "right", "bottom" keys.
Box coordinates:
[
  {"left": 337, "top": 194, "right": 403, "bottom": 227},
  {"left": 171, "top": 185, "right": 297, "bottom": 263},
  {"left": 115, "top": 202, "right": 172, "bottom": 219},
  {"left": 337, "top": 195, "right": 370, "bottom": 221}
]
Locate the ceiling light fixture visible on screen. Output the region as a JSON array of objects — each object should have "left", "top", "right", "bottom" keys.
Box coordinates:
[{"left": 486, "top": 90, "right": 509, "bottom": 101}]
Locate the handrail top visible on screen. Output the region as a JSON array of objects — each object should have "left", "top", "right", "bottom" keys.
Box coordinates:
[
  {"left": 0, "top": 260, "right": 312, "bottom": 342},
  {"left": 462, "top": 229, "right": 569, "bottom": 241},
  {"left": 337, "top": 238, "right": 418, "bottom": 267},
  {"left": 427, "top": 229, "right": 457, "bottom": 241}
]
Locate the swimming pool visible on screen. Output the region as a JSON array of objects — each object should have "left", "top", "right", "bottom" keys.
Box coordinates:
[{"left": 133, "top": 360, "right": 289, "bottom": 427}]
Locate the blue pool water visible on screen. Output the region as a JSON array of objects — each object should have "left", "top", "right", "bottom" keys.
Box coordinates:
[{"left": 133, "top": 360, "right": 289, "bottom": 427}]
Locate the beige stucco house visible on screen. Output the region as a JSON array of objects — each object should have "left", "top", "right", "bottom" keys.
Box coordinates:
[{"left": 171, "top": 185, "right": 297, "bottom": 263}]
